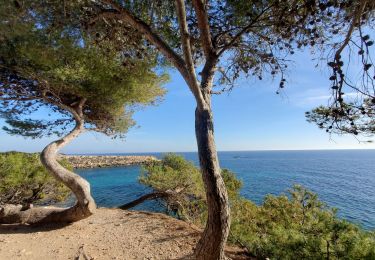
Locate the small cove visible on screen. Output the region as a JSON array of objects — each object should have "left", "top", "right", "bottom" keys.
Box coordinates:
[{"left": 76, "top": 150, "right": 375, "bottom": 230}]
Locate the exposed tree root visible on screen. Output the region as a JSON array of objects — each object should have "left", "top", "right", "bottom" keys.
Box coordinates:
[{"left": 0, "top": 203, "right": 93, "bottom": 224}]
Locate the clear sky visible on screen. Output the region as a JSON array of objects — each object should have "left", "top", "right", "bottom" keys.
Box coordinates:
[{"left": 1, "top": 50, "right": 374, "bottom": 154}]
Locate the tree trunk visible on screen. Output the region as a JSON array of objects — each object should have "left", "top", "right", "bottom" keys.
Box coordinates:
[
  {"left": 0, "top": 106, "right": 96, "bottom": 224},
  {"left": 119, "top": 186, "right": 186, "bottom": 210},
  {"left": 119, "top": 191, "right": 169, "bottom": 210},
  {"left": 194, "top": 103, "right": 230, "bottom": 260}
]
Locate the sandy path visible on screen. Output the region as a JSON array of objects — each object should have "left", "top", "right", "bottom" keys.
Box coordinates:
[{"left": 0, "top": 208, "right": 248, "bottom": 260}]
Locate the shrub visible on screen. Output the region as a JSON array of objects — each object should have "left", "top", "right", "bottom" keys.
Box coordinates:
[
  {"left": 0, "top": 152, "right": 71, "bottom": 205},
  {"left": 230, "top": 186, "right": 375, "bottom": 259},
  {"left": 140, "top": 153, "right": 206, "bottom": 224},
  {"left": 141, "top": 154, "right": 375, "bottom": 259}
]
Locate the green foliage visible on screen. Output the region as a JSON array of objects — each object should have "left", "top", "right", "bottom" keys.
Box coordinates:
[
  {"left": 140, "top": 153, "right": 204, "bottom": 195},
  {"left": 87, "top": 0, "right": 374, "bottom": 95},
  {"left": 141, "top": 154, "right": 245, "bottom": 225},
  {"left": 221, "top": 168, "right": 242, "bottom": 200},
  {"left": 0, "top": 152, "right": 70, "bottom": 205},
  {"left": 141, "top": 154, "right": 375, "bottom": 259},
  {"left": 141, "top": 154, "right": 206, "bottom": 224},
  {"left": 230, "top": 186, "right": 375, "bottom": 259},
  {"left": 0, "top": 1, "right": 167, "bottom": 138},
  {"left": 306, "top": 99, "right": 375, "bottom": 137}
]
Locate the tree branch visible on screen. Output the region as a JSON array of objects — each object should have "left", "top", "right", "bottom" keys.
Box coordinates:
[
  {"left": 118, "top": 191, "right": 169, "bottom": 210},
  {"left": 189, "top": 0, "right": 219, "bottom": 96},
  {"left": 191, "top": 0, "right": 214, "bottom": 57},
  {"left": 119, "top": 187, "right": 186, "bottom": 210},
  {"left": 175, "top": 0, "right": 205, "bottom": 106},
  {"left": 334, "top": 0, "right": 367, "bottom": 60},
  {"left": 39, "top": 82, "right": 86, "bottom": 122},
  {"left": 217, "top": 4, "right": 273, "bottom": 57},
  {"left": 333, "top": 0, "right": 368, "bottom": 104},
  {"left": 97, "top": 0, "right": 206, "bottom": 108},
  {"left": 96, "top": 1, "right": 185, "bottom": 73}
]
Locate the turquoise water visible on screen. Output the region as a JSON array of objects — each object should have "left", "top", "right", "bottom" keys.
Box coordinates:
[
  {"left": 76, "top": 150, "right": 375, "bottom": 230},
  {"left": 75, "top": 166, "right": 162, "bottom": 212}
]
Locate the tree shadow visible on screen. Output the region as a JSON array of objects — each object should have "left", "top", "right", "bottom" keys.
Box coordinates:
[
  {"left": 0, "top": 222, "right": 72, "bottom": 234},
  {"left": 153, "top": 232, "right": 253, "bottom": 260},
  {"left": 173, "top": 249, "right": 253, "bottom": 260},
  {"left": 152, "top": 230, "right": 199, "bottom": 243},
  {"left": 173, "top": 253, "right": 196, "bottom": 260}
]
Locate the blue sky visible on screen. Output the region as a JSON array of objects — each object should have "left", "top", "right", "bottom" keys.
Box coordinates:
[{"left": 1, "top": 50, "right": 374, "bottom": 154}]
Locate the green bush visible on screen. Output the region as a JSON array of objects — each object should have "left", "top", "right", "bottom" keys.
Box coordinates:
[
  {"left": 140, "top": 153, "right": 205, "bottom": 197},
  {"left": 230, "top": 186, "right": 375, "bottom": 259},
  {"left": 141, "top": 154, "right": 375, "bottom": 259},
  {"left": 140, "top": 153, "right": 206, "bottom": 224},
  {"left": 0, "top": 152, "right": 71, "bottom": 205}
]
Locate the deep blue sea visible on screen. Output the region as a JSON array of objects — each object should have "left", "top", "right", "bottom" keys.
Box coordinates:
[{"left": 76, "top": 150, "right": 375, "bottom": 230}]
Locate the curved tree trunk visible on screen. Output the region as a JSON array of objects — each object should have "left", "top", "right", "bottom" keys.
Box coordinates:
[
  {"left": 194, "top": 102, "right": 230, "bottom": 260},
  {"left": 0, "top": 99, "right": 96, "bottom": 224}
]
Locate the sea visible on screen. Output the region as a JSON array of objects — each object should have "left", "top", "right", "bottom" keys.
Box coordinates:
[{"left": 76, "top": 150, "right": 375, "bottom": 230}]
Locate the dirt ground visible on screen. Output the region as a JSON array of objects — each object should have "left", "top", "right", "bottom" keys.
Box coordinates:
[{"left": 0, "top": 208, "right": 249, "bottom": 260}]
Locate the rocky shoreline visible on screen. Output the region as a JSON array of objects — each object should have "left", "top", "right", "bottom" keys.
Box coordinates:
[{"left": 59, "top": 155, "right": 158, "bottom": 169}]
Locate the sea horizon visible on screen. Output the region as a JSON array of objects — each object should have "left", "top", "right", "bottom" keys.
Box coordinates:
[{"left": 63, "top": 148, "right": 375, "bottom": 156}]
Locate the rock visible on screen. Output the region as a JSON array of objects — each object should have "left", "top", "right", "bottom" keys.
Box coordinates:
[{"left": 58, "top": 155, "right": 159, "bottom": 169}]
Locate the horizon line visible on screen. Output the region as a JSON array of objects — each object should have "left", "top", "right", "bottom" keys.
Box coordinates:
[{"left": 63, "top": 147, "right": 375, "bottom": 155}]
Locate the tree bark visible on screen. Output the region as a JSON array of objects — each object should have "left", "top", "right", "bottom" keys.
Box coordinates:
[
  {"left": 119, "top": 191, "right": 169, "bottom": 210},
  {"left": 194, "top": 100, "right": 230, "bottom": 260},
  {"left": 0, "top": 99, "right": 96, "bottom": 224},
  {"left": 119, "top": 186, "right": 186, "bottom": 210},
  {"left": 97, "top": 2, "right": 231, "bottom": 258}
]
